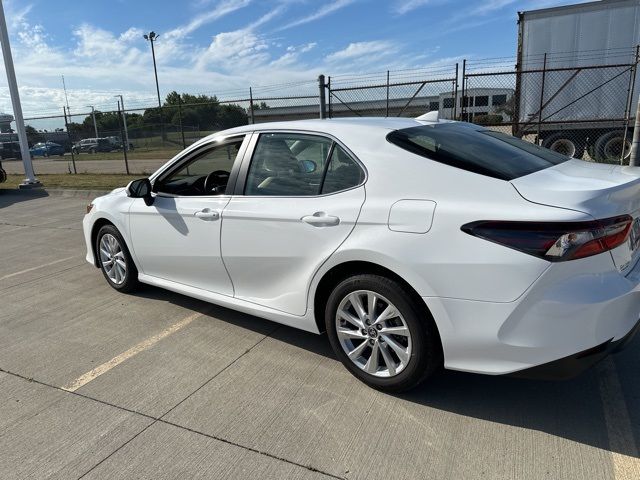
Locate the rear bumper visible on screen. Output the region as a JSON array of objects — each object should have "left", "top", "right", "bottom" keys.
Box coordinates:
[
  {"left": 512, "top": 318, "right": 640, "bottom": 380},
  {"left": 424, "top": 251, "right": 640, "bottom": 375}
]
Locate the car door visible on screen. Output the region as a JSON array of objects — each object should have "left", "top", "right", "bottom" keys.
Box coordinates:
[
  {"left": 128, "top": 135, "right": 249, "bottom": 296},
  {"left": 221, "top": 131, "right": 366, "bottom": 316}
]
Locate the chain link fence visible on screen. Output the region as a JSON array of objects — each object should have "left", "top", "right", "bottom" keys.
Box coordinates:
[{"left": 1, "top": 47, "right": 638, "bottom": 178}]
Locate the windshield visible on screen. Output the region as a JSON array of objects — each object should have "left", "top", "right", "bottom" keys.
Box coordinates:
[{"left": 386, "top": 123, "right": 569, "bottom": 180}]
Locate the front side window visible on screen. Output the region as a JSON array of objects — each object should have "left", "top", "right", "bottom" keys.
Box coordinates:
[
  {"left": 155, "top": 138, "right": 243, "bottom": 196},
  {"left": 387, "top": 123, "right": 569, "bottom": 180},
  {"left": 244, "top": 133, "right": 364, "bottom": 196}
]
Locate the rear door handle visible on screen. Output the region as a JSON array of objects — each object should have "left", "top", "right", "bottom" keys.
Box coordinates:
[
  {"left": 301, "top": 212, "right": 340, "bottom": 227},
  {"left": 194, "top": 209, "right": 220, "bottom": 220}
]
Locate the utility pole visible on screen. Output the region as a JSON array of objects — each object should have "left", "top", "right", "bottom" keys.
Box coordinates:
[
  {"left": 87, "top": 105, "right": 98, "bottom": 138},
  {"left": 0, "top": 0, "right": 40, "bottom": 187},
  {"left": 143, "top": 31, "right": 165, "bottom": 143},
  {"left": 143, "top": 31, "right": 162, "bottom": 108},
  {"left": 114, "top": 95, "right": 130, "bottom": 151}
]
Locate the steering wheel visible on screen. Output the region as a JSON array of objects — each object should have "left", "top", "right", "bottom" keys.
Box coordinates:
[{"left": 204, "top": 170, "right": 230, "bottom": 194}]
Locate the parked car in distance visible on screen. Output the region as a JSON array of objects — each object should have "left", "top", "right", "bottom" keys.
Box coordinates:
[
  {"left": 83, "top": 116, "right": 640, "bottom": 392},
  {"left": 30, "top": 141, "right": 65, "bottom": 157},
  {"left": 0, "top": 141, "right": 22, "bottom": 160},
  {"left": 103, "top": 136, "right": 135, "bottom": 151},
  {"left": 72, "top": 138, "right": 113, "bottom": 154}
]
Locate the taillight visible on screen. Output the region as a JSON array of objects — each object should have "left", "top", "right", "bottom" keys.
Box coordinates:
[{"left": 461, "top": 215, "right": 633, "bottom": 262}]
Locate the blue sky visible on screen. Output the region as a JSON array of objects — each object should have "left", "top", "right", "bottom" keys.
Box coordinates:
[{"left": 1, "top": 0, "right": 590, "bottom": 118}]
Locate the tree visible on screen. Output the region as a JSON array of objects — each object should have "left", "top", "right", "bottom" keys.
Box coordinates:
[{"left": 25, "top": 125, "right": 44, "bottom": 144}]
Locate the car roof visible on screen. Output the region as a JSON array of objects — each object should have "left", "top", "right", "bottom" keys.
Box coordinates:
[{"left": 208, "top": 117, "right": 431, "bottom": 140}]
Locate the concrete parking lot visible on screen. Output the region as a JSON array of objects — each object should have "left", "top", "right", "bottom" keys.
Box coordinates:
[{"left": 1, "top": 190, "right": 639, "bottom": 480}]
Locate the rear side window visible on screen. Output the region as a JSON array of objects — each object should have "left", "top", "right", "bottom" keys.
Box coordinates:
[{"left": 386, "top": 123, "right": 569, "bottom": 180}]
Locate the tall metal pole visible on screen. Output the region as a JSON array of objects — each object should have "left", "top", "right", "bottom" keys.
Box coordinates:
[
  {"left": 386, "top": 70, "right": 390, "bottom": 117},
  {"left": 0, "top": 0, "right": 39, "bottom": 187},
  {"left": 115, "top": 95, "right": 130, "bottom": 151},
  {"left": 88, "top": 105, "right": 98, "bottom": 138},
  {"left": 536, "top": 53, "right": 547, "bottom": 145},
  {"left": 452, "top": 63, "right": 459, "bottom": 120},
  {"left": 249, "top": 87, "right": 255, "bottom": 125},
  {"left": 63, "top": 106, "right": 77, "bottom": 174},
  {"left": 318, "top": 74, "right": 326, "bottom": 119},
  {"left": 117, "top": 100, "right": 130, "bottom": 175},
  {"left": 150, "top": 37, "right": 161, "bottom": 108},
  {"left": 621, "top": 45, "right": 639, "bottom": 164}
]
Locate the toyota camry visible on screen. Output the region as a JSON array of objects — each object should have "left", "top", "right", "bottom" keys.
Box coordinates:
[{"left": 83, "top": 115, "right": 640, "bottom": 391}]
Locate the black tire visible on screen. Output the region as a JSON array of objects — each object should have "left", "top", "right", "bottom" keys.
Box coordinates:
[
  {"left": 594, "top": 130, "right": 631, "bottom": 164},
  {"left": 0, "top": 167, "right": 6, "bottom": 184},
  {"left": 95, "top": 224, "right": 139, "bottom": 293},
  {"left": 325, "top": 274, "right": 442, "bottom": 392},
  {"left": 542, "top": 133, "right": 585, "bottom": 159}
]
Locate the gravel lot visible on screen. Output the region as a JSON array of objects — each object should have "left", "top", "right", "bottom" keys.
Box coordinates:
[{"left": 1, "top": 189, "right": 638, "bottom": 480}]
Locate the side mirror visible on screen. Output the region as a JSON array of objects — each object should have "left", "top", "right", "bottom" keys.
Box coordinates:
[
  {"left": 299, "top": 159, "right": 317, "bottom": 173},
  {"left": 126, "top": 178, "right": 154, "bottom": 206}
]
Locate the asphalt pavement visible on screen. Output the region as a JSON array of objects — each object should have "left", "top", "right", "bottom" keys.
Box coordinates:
[{"left": 1, "top": 189, "right": 638, "bottom": 479}]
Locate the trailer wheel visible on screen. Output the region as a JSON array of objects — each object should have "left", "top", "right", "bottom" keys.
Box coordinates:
[
  {"left": 542, "top": 133, "right": 584, "bottom": 159},
  {"left": 594, "top": 131, "right": 632, "bottom": 164}
]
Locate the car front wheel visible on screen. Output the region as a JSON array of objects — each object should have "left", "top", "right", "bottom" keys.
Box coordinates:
[
  {"left": 96, "top": 224, "right": 139, "bottom": 293},
  {"left": 325, "top": 274, "right": 442, "bottom": 392}
]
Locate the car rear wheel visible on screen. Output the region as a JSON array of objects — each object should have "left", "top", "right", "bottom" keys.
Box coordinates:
[
  {"left": 96, "top": 224, "right": 139, "bottom": 293},
  {"left": 325, "top": 274, "right": 442, "bottom": 392}
]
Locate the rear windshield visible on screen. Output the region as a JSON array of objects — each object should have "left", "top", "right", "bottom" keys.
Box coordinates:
[{"left": 386, "top": 123, "right": 569, "bottom": 180}]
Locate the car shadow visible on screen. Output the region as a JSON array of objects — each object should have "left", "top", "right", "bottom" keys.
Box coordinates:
[
  {"left": 0, "top": 188, "right": 49, "bottom": 209},
  {"left": 132, "top": 282, "right": 639, "bottom": 458}
]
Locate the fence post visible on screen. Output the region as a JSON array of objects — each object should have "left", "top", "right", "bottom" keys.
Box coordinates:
[
  {"left": 386, "top": 70, "right": 390, "bottom": 117},
  {"left": 318, "top": 74, "right": 327, "bottom": 119},
  {"left": 630, "top": 96, "right": 640, "bottom": 166},
  {"left": 117, "top": 101, "right": 130, "bottom": 175},
  {"left": 327, "top": 76, "right": 332, "bottom": 118},
  {"left": 460, "top": 59, "right": 466, "bottom": 121},
  {"left": 63, "top": 106, "right": 77, "bottom": 174},
  {"left": 537, "top": 53, "right": 547, "bottom": 145},
  {"left": 453, "top": 63, "right": 459, "bottom": 119},
  {"left": 249, "top": 87, "right": 255, "bottom": 125},
  {"left": 622, "top": 45, "right": 639, "bottom": 164},
  {"left": 178, "top": 96, "right": 186, "bottom": 149}
]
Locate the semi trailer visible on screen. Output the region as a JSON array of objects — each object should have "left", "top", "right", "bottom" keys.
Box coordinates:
[{"left": 515, "top": 0, "right": 640, "bottom": 162}]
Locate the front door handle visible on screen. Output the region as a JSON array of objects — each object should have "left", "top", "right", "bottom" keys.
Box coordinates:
[
  {"left": 301, "top": 212, "right": 340, "bottom": 227},
  {"left": 194, "top": 209, "right": 220, "bottom": 220}
]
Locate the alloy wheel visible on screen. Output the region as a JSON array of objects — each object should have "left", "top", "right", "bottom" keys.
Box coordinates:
[
  {"left": 99, "top": 233, "right": 127, "bottom": 285},
  {"left": 335, "top": 290, "right": 412, "bottom": 377}
]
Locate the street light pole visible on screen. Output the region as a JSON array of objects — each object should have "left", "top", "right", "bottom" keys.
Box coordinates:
[
  {"left": 143, "top": 31, "right": 162, "bottom": 108},
  {"left": 114, "top": 95, "right": 130, "bottom": 151},
  {"left": 0, "top": 0, "right": 40, "bottom": 188},
  {"left": 87, "top": 105, "right": 98, "bottom": 138}
]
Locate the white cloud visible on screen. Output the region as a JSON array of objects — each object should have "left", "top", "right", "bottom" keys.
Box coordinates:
[
  {"left": 196, "top": 30, "right": 269, "bottom": 70},
  {"left": 277, "top": 0, "right": 355, "bottom": 31},
  {"left": 167, "top": 0, "right": 253, "bottom": 38},
  {"left": 326, "top": 40, "right": 397, "bottom": 63},
  {"left": 394, "top": 0, "right": 431, "bottom": 15}
]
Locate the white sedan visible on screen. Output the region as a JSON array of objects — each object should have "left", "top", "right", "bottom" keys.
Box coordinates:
[{"left": 83, "top": 116, "right": 640, "bottom": 391}]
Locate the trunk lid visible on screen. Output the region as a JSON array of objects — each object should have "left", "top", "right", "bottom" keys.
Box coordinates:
[{"left": 511, "top": 159, "right": 640, "bottom": 274}]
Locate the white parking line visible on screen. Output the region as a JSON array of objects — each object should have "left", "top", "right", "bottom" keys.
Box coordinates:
[
  {"left": 597, "top": 357, "right": 640, "bottom": 480},
  {"left": 62, "top": 311, "right": 204, "bottom": 392},
  {"left": 0, "top": 255, "right": 78, "bottom": 281}
]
